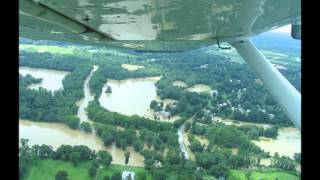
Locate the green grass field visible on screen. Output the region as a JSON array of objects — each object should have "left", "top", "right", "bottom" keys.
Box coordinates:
[
  {"left": 228, "top": 169, "right": 299, "bottom": 180},
  {"left": 24, "top": 159, "right": 152, "bottom": 180}
]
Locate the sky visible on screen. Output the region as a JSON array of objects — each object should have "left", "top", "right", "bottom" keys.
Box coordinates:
[{"left": 270, "top": 25, "right": 291, "bottom": 33}]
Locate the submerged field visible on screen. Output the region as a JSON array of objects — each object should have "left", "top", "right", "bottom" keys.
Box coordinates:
[{"left": 24, "top": 159, "right": 152, "bottom": 180}]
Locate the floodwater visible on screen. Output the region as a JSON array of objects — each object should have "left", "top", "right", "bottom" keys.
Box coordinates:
[
  {"left": 76, "top": 65, "right": 98, "bottom": 124},
  {"left": 98, "top": 77, "right": 161, "bottom": 117},
  {"left": 19, "top": 66, "right": 70, "bottom": 91},
  {"left": 172, "top": 81, "right": 188, "bottom": 88},
  {"left": 19, "top": 119, "right": 144, "bottom": 167},
  {"left": 252, "top": 127, "right": 301, "bottom": 158},
  {"left": 19, "top": 66, "right": 144, "bottom": 166},
  {"left": 121, "top": 64, "right": 145, "bottom": 71},
  {"left": 213, "top": 117, "right": 300, "bottom": 158},
  {"left": 186, "top": 84, "right": 212, "bottom": 93}
]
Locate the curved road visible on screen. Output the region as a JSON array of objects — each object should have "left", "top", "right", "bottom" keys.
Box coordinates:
[{"left": 177, "top": 124, "right": 190, "bottom": 159}]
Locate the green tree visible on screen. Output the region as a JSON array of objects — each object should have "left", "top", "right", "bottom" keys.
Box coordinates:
[
  {"left": 66, "top": 116, "right": 80, "bottom": 129},
  {"left": 69, "top": 152, "right": 81, "bottom": 166},
  {"left": 153, "top": 170, "right": 166, "bottom": 180},
  {"left": 80, "top": 122, "right": 92, "bottom": 133},
  {"left": 125, "top": 152, "right": 130, "bottom": 166},
  {"left": 111, "top": 172, "right": 122, "bottom": 180},
  {"left": 184, "top": 160, "right": 197, "bottom": 175},
  {"left": 136, "top": 172, "right": 147, "bottom": 180},
  {"left": 55, "top": 170, "right": 69, "bottom": 180},
  {"left": 293, "top": 153, "right": 301, "bottom": 163},
  {"left": 133, "top": 140, "right": 144, "bottom": 152},
  {"left": 88, "top": 165, "right": 97, "bottom": 177},
  {"left": 185, "top": 122, "right": 191, "bottom": 132},
  {"left": 245, "top": 171, "right": 252, "bottom": 180},
  {"left": 106, "top": 86, "right": 112, "bottom": 93},
  {"left": 103, "top": 175, "right": 110, "bottom": 180},
  {"left": 98, "top": 150, "right": 113, "bottom": 167}
]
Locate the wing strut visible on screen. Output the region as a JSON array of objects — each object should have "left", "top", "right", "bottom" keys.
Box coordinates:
[{"left": 231, "top": 39, "right": 301, "bottom": 130}]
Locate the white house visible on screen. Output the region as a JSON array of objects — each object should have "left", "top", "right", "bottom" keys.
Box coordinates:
[{"left": 122, "top": 171, "right": 135, "bottom": 180}]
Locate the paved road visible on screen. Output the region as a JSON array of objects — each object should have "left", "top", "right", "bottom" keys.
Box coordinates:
[{"left": 177, "top": 124, "right": 189, "bottom": 159}]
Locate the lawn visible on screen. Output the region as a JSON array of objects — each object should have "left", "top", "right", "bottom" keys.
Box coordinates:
[
  {"left": 25, "top": 159, "right": 92, "bottom": 180},
  {"left": 24, "top": 159, "right": 152, "bottom": 180},
  {"left": 229, "top": 169, "right": 300, "bottom": 180}
]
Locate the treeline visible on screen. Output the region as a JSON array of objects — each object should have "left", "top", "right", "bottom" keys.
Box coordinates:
[
  {"left": 271, "top": 153, "right": 297, "bottom": 172},
  {"left": 238, "top": 125, "right": 279, "bottom": 139},
  {"left": 19, "top": 139, "right": 112, "bottom": 179},
  {"left": 95, "top": 122, "right": 179, "bottom": 152},
  {"left": 19, "top": 138, "right": 205, "bottom": 180},
  {"left": 87, "top": 101, "right": 173, "bottom": 132},
  {"left": 19, "top": 51, "right": 89, "bottom": 72}
]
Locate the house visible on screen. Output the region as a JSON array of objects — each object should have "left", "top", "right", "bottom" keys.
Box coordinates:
[
  {"left": 156, "top": 111, "right": 171, "bottom": 119},
  {"left": 122, "top": 171, "right": 135, "bottom": 180}
]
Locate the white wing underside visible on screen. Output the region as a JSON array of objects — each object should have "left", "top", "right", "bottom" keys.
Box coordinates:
[{"left": 19, "top": 0, "right": 300, "bottom": 51}]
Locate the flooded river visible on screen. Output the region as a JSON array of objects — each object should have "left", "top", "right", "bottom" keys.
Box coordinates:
[
  {"left": 19, "top": 119, "right": 144, "bottom": 166},
  {"left": 76, "top": 65, "right": 98, "bottom": 124},
  {"left": 19, "top": 66, "right": 70, "bottom": 91}
]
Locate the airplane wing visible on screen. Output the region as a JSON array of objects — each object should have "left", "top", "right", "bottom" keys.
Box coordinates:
[{"left": 19, "top": 0, "right": 300, "bottom": 52}]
